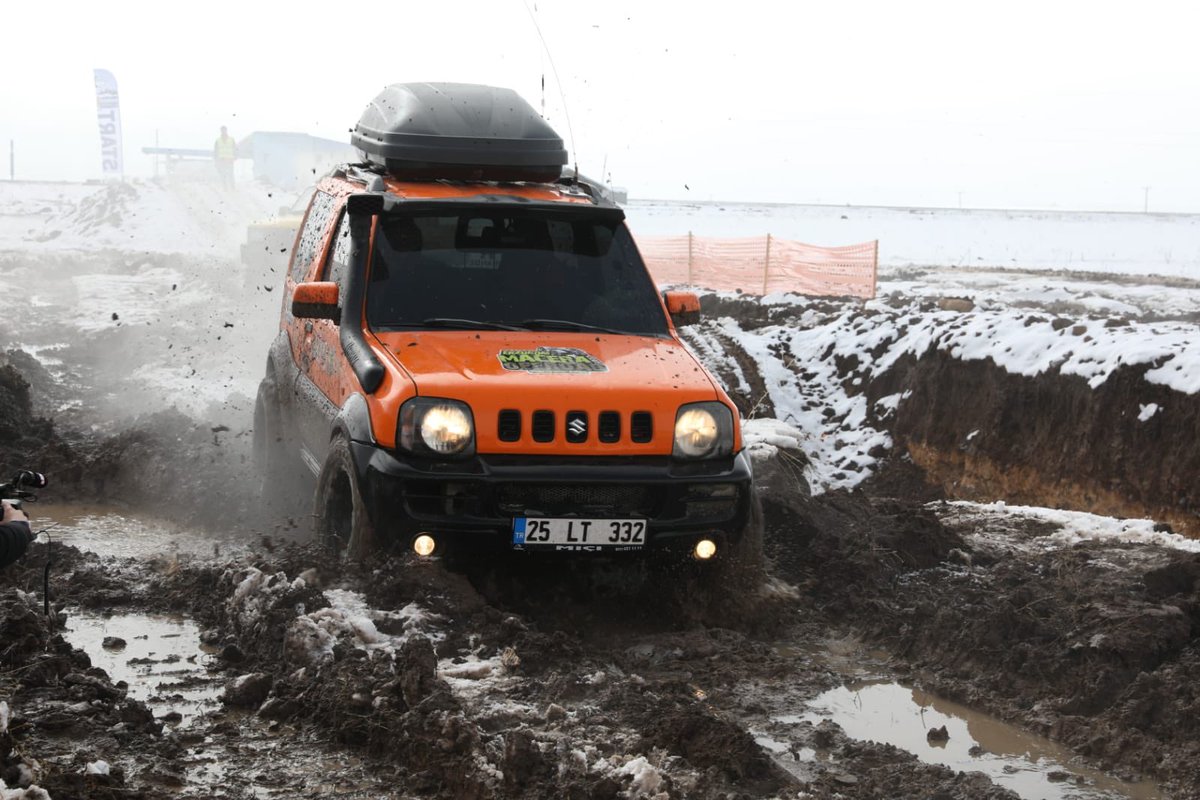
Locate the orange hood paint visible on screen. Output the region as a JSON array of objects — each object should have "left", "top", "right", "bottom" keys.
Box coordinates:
[{"left": 371, "top": 331, "right": 731, "bottom": 455}]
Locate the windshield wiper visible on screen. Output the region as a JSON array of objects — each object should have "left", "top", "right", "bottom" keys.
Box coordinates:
[
  {"left": 378, "top": 318, "right": 527, "bottom": 331},
  {"left": 520, "top": 318, "right": 626, "bottom": 335}
]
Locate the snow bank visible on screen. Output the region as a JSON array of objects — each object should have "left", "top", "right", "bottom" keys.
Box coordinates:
[
  {"left": 702, "top": 292, "right": 1197, "bottom": 492},
  {"left": 0, "top": 179, "right": 295, "bottom": 260}
]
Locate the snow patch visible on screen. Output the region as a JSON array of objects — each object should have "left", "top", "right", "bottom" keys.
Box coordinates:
[
  {"left": 617, "top": 755, "right": 664, "bottom": 796},
  {"left": 283, "top": 588, "right": 443, "bottom": 667},
  {"left": 0, "top": 785, "right": 53, "bottom": 800},
  {"left": 943, "top": 501, "right": 1200, "bottom": 553},
  {"left": 1137, "top": 403, "right": 1160, "bottom": 421}
]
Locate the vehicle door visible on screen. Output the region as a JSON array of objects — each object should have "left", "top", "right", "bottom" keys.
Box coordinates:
[
  {"left": 300, "top": 206, "right": 355, "bottom": 459},
  {"left": 283, "top": 189, "right": 339, "bottom": 473}
]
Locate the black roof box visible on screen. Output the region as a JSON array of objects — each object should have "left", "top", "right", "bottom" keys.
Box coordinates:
[{"left": 351, "top": 83, "right": 568, "bottom": 182}]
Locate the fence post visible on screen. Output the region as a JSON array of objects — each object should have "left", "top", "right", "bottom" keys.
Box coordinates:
[
  {"left": 872, "top": 239, "right": 879, "bottom": 299},
  {"left": 762, "top": 233, "right": 772, "bottom": 295},
  {"left": 687, "top": 231, "right": 694, "bottom": 286}
]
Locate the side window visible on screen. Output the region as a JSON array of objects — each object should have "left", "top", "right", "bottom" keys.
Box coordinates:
[
  {"left": 322, "top": 210, "right": 353, "bottom": 288},
  {"left": 289, "top": 191, "right": 337, "bottom": 282}
]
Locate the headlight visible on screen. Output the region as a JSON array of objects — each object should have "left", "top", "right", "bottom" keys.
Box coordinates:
[
  {"left": 399, "top": 398, "right": 475, "bottom": 457},
  {"left": 673, "top": 402, "right": 734, "bottom": 459}
]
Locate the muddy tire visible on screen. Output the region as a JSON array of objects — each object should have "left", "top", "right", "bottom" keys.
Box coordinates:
[{"left": 313, "top": 435, "right": 377, "bottom": 561}]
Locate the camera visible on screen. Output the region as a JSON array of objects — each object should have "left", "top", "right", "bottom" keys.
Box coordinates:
[{"left": 0, "top": 470, "right": 47, "bottom": 510}]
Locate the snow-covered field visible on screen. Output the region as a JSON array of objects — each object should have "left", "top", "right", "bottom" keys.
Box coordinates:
[
  {"left": 627, "top": 199, "right": 1200, "bottom": 278},
  {"left": 0, "top": 178, "right": 297, "bottom": 260}
]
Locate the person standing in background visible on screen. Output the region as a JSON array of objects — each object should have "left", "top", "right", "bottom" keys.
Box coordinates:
[{"left": 214, "top": 126, "right": 237, "bottom": 189}]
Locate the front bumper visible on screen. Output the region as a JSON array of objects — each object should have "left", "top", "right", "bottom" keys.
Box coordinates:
[{"left": 351, "top": 443, "right": 754, "bottom": 555}]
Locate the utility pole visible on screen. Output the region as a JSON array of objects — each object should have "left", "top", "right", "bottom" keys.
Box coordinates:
[{"left": 1143, "top": 186, "right": 1150, "bottom": 213}]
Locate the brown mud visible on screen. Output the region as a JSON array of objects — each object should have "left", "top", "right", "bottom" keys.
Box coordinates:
[{"left": 3, "top": 237, "right": 1199, "bottom": 797}]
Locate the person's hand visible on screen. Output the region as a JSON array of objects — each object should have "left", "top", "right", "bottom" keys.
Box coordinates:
[{"left": 2, "top": 500, "right": 29, "bottom": 525}]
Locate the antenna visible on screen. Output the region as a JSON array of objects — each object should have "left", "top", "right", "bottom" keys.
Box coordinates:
[{"left": 522, "top": 0, "right": 578, "bottom": 179}]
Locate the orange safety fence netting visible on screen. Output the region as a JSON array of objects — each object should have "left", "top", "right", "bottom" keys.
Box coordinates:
[{"left": 634, "top": 234, "right": 878, "bottom": 299}]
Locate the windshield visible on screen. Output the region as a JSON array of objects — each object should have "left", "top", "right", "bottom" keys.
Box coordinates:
[{"left": 366, "top": 210, "right": 669, "bottom": 336}]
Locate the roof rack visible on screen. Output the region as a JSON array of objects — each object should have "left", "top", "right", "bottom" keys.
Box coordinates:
[{"left": 351, "top": 83, "right": 568, "bottom": 182}]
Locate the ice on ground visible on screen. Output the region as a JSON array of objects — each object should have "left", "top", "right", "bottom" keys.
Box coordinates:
[
  {"left": 283, "top": 587, "right": 444, "bottom": 667},
  {"left": 616, "top": 755, "right": 664, "bottom": 796},
  {"left": 942, "top": 501, "right": 1200, "bottom": 553},
  {"left": 85, "top": 760, "right": 110, "bottom": 776},
  {"left": 742, "top": 418, "right": 806, "bottom": 459},
  {"left": 229, "top": 568, "right": 294, "bottom": 628},
  {"left": 440, "top": 656, "right": 500, "bottom": 682},
  {"left": 1138, "top": 403, "right": 1160, "bottom": 421},
  {"left": 0, "top": 784, "right": 53, "bottom": 800}
]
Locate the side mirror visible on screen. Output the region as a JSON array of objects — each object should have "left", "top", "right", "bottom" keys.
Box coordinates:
[
  {"left": 292, "top": 281, "right": 340, "bottom": 321},
  {"left": 663, "top": 290, "right": 700, "bottom": 327}
]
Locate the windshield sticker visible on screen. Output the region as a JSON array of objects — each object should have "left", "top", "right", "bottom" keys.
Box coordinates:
[
  {"left": 498, "top": 347, "right": 608, "bottom": 373},
  {"left": 461, "top": 253, "right": 501, "bottom": 270}
]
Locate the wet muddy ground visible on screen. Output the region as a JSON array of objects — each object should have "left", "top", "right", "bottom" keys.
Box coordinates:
[
  {"left": 2, "top": 455, "right": 1195, "bottom": 799},
  {"left": 3, "top": 196, "right": 1199, "bottom": 796}
]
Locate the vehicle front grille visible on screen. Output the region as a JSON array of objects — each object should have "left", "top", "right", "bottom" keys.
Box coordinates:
[
  {"left": 598, "top": 411, "right": 620, "bottom": 443},
  {"left": 531, "top": 410, "right": 555, "bottom": 442},
  {"left": 497, "top": 409, "right": 521, "bottom": 442},
  {"left": 630, "top": 412, "right": 653, "bottom": 443},
  {"left": 496, "top": 483, "right": 659, "bottom": 517},
  {"left": 496, "top": 410, "right": 652, "bottom": 445}
]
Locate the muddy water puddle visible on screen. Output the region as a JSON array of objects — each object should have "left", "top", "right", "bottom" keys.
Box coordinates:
[
  {"left": 64, "top": 609, "right": 394, "bottom": 798},
  {"left": 33, "top": 503, "right": 254, "bottom": 559},
  {"left": 66, "top": 609, "right": 221, "bottom": 726},
  {"left": 792, "top": 680, "right": 1161, "bottom": 800}
]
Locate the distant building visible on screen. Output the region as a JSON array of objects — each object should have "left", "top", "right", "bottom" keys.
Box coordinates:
[{"left": 237, "top": 132, "right": 357, "bottom": 189}]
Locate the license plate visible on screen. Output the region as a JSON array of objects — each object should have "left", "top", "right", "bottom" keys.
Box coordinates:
[{"left": 512, "top": 517, "right": 646, "bottom": 550}]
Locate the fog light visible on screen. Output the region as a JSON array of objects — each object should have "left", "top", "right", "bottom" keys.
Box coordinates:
[
  {"left": 413, "top": 534, "right": 437, "bottom": 557},
  {"left": 693, "top": 538, "right": 717, "bottom": 561}
]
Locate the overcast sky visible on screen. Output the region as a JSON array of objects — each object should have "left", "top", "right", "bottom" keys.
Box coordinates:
[{"left": 3, "top": 0, "right": 1197, "bottom": 211}]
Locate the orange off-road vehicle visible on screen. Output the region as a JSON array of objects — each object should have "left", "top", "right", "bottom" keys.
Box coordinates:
[{"left": 254, "top": 83, "right": 759, "bottom": 571}]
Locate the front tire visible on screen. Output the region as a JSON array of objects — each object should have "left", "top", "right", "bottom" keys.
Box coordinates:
[{"left": 313, "top": 435, "right": 376, "bottom": 561}]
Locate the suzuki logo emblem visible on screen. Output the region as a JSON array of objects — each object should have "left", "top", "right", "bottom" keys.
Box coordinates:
[
  {"left": 566, "top": 412, "right": 588, "bottom": 442},
  {"left": 568, "top": 418, "right": 587, "bottom": 436}
]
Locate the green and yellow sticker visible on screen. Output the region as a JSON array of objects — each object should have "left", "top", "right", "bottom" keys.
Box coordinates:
[{"left": 498, "top": 347, "right": 607, "bottom": 373}]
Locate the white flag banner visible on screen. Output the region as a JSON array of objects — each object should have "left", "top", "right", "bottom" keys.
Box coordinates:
[{"left": 93, "top": 68, "right": 124, "bottom": 177}]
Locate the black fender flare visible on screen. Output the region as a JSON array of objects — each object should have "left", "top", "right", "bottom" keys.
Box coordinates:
[
  {"left": 332, "top": 393, "right": 380, "bottom": 504},
  {"left": 333, "top": 392, "right": 375, "bottom": 447}
]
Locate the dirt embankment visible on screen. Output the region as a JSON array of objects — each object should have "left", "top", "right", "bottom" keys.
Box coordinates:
[
  {"left": 699, "top": 293, "right": 1200, "bottom": 535},
  {"left": 874, "top": 350, "right": 1200, "bottom": 535}
]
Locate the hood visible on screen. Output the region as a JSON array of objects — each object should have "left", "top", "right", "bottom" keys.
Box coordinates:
[{"left": 373, "top": 331, "right": 724, "bottom": 455}]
